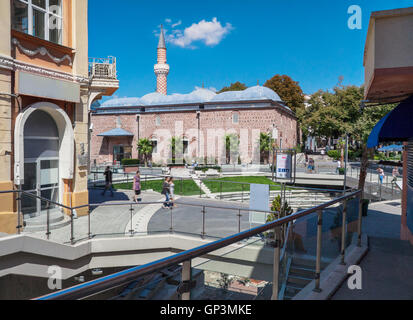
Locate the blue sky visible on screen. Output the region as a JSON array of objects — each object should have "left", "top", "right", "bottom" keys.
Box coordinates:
[{"left": 88, "top": 0, "right": 412, "bottom": 102}]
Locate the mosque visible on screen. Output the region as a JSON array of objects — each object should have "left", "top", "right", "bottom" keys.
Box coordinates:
[{"left": 90, "top": 27, "right": 298, "bottom": 166}]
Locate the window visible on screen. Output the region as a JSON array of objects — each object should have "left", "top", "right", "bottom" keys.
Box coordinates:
[
  {"left": 12, "top": 0, "right": 63, "bottom": 45},
  {"left": 183, "top": 140, "right": 189, "bottom": 155},
  {"left": 113, "top": 145, "right": 132, "bottom": 164},
  {"left": 151, "top": 140, "right": 158, "bottom": 154},
  {"left": 232, "top": 112, "right": 239, "bottom": 124},
  {"left": 155, "top": 116, "right": 161, "bottom": 126}
]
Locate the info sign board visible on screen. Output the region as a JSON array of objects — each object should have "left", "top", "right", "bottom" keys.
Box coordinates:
[
  {"left": 276, "top": 153, "right": 292, "bottom": 179},
  {"left": 249, "top": 183, "right": 270, "bottom": 225}
]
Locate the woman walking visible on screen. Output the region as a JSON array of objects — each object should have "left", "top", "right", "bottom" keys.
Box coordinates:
[
  {"left": 169, "top": 177, "right": 177, "bottom": 208},
  {"left": 133, "top": 169, "right": 141, "bottom": 203},
  {"left": 161, "top": 176, "right": 171, "bottom": 208}
]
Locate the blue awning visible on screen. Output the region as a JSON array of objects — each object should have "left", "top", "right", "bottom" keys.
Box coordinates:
[
  {"left": 97, "top": 128, "right": 134, "bottom": 137},
  {"left": 367, "top": 96, "right": 413, "bottom": 148}
]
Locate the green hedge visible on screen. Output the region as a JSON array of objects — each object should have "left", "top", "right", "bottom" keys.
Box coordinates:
[
  {"left": 121, "top": 158, "right": 140, "bottom": 166},
  {"left": 194, "top": 166, "right": 222, "bottom": 172},
  {"left": 327, "top": 150, "right": 340, "bottom": 160}
]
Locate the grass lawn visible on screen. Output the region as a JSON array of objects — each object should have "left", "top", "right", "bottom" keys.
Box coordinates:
[
  {"left": 202, "top": 176, "right": 284, "bottom": 193},
  {"left": 113, "top": 178, "right": 203, "bottom": 196}
]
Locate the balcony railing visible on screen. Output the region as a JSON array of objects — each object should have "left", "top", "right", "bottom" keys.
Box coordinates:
[
  {"left": 27, "top": 188, "right": 362, "bottom": 300},
  {"left": 88, "top": 56, "right": 117, "bottom": 80}
]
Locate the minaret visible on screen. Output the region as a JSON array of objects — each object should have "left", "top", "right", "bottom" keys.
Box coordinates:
[{"left": 154, "top": 25, "right": 170, "bottom": 95}]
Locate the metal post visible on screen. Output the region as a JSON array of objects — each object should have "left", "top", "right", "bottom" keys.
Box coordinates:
[
  {"left": 241, "top": 184, "right": 244, "bottom": 202},
  {"left": 379, "top": 181, "right": 382, "bottom": 201},
  {"left": 17, "top": 186, "right": 22, "bottom": 234},
  {"left": 70, "top": 208, "right": 74, "bottom": 245},
  {"left": 88, "top": 209, "right": 92, "bottom": 239},
  {"left": 129, "top": 204, "right": 134, "bottom": 236},
  {"left": 314, "top": 210, "right": 323, "bottom": 292},
  {"left": 181, "top": 178, "right": 183, "bottom": 195},
  {"left": 181, "top": 260, "right": 192, "bottom": 300},
  {"left": 340, "top": 200, "right": 347, "bottom": 265},
  {"left": 220, "top": 181, "right": 223, "bottom": 200},
  {"left": 238, "top": 209, "right": 242, "bottom": 234},
  {"left": 201, "top": 206, "right": 206, "bottom": 238},
  {"left": 343, "top": 134, "right": 348, "bottom": 191},
  {"left": 46, "top": 201, "right": 51, "bottom": 240},
  {"left": 271, "top": 147, "right": 275, "bottom": 182},
  {"left": 169, "top": 205, "right": 173, "bottom": 233},
  {"left": 271, "top": 226, "right": 281, "bottom": 300},
  {"left": 357, "top": 193, "right": 363, "bottom": 247}
]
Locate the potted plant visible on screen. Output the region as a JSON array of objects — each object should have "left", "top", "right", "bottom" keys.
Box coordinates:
[{"left": 265, "top": 195, "right": 293, "bottom": 246}]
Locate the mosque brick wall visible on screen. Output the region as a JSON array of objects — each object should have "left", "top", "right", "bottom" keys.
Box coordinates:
[{"left": 91, "top": 106, "right": 297, "bottom": 165}]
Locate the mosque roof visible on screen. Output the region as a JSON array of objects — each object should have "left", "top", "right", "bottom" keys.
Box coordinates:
[{"left": 100, "top": 86, "right": 288, "bottom": 110}]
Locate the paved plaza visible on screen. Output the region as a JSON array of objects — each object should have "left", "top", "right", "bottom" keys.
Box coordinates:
[{"left": 332, "top": 200, "right": 413, "bottom": 300}]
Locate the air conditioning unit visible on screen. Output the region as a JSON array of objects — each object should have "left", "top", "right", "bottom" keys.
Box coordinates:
[{"left": 93, "top": 63, "right": 111, "bottom": 78}]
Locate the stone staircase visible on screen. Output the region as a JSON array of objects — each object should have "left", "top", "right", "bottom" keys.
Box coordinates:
[
  {"left": 215, "top": 190, "right": 335, "bottom": 210},
  {"left": 191, "top": 174, "right": 215, "bottom": 199},
  {"left": 23, "top": 210, "right": 71, "bottom": 232}
]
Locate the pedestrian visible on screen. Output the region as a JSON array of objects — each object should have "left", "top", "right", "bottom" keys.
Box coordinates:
[
  {"left": 336, "top": 160, "right": 341, "bottom": 174},
  {"left": 308, "top": 158, "right": 315, "bottom": 173},
  {"left": 377, "top": 167, "right": 385, "bottom": 184},
  {"left": 161, "top": 176, "right": 171, "bottom": 208},
  {"left": 392, "top": 167, "right": 400, "bottom": 184},
  {"left": 102, "top": 166, "right": 114, "bottom": 197},
  {"left": 169, "top": 177, "right": 177, "bottom": 208},
  {"left": 133, "top": 169, "right": 141, "bottom": 203}
]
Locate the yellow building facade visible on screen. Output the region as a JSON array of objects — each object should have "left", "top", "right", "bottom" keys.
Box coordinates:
[{"left": 0, "top": 0, "right": 118, "bottom": 234}]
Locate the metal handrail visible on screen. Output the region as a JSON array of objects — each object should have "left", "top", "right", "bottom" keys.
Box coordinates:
[
  {"left": 35, "top": 189, "right": 361, "bottom": 300},
  {"left": 0, "top": 189, "right": 73, "bottom": 211}
]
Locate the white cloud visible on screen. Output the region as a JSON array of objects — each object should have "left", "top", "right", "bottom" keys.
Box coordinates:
[
  {"left": 166, "top": 18, "right": 233, "bottom": 49},
  {"left": 165, "top": 18, "right": 172, "bottom": 23},
  {"left": 171, "top": 20, "right": 182, "bottom": 28}
]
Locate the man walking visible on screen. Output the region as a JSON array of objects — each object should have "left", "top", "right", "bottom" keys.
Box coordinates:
[
  {"left": 336, "top": 160, "right": 341, "bottom": 174},
  {"left": 102, "top": 166, "right": 114, "bottom": 197},
  {"left": 161, "top": 176, "right": 171, "bottom": 208}
]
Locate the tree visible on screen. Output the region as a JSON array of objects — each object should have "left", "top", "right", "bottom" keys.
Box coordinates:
[
  {"left": 351, "top": 103, "right": 396, "bottom": 192},
  {"left": 224, "top": 133, "right": 239, "bottom": 164},
  {"left": 264, "top": 75, "right": 305, "bottom": 114},
  {"left": 137, "top": 138, "right": 153, "bottom": 166},
  {"left": 259, "top": 132, "right": 273, "bottom": 164},
  {"left": 218, "top": 81, "right": 247, "bottom": 93},
  {"left": 297, "top": 83, "right": 395, "bottom": 195},
  {"left": 264, "top": 75, "right": 305, "bottom": 145},
  {"left": 170, "top": 136, "right": 184, "bottom": 164}
]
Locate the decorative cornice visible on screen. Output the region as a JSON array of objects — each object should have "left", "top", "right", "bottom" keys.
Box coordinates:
[
  {"left": 12, "top": 38, "right": 73, "bottom": 66},
  {"left": 0, "top": 55, "right": 89, "bottom": 85}
]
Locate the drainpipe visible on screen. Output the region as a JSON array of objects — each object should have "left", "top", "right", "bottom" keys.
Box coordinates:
[{"left": 0, "top": 92, "right": 21, "bottom": 112}]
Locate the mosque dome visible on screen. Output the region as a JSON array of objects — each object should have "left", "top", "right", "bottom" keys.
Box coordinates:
[
  {"left": 210, "top": 86, "right": 282, "bottom": 102},
  {"left": 100, "top": 86, "right": 285, "bottom": 108}
]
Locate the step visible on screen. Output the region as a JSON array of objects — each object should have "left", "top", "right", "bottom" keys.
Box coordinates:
[
  {"left": 23, "top": 212, "right": 71, "bottom": 232},
  {"left": 289, "top": 266, "right": 316, "bottom": 278},
  {"left": 287, "top": 274, "right": 314, "bottom": 286}
]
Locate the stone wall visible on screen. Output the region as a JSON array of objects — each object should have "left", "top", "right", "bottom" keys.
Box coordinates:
[{"left": 91, "top": 106, "right": 297, "bottom": 165}]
